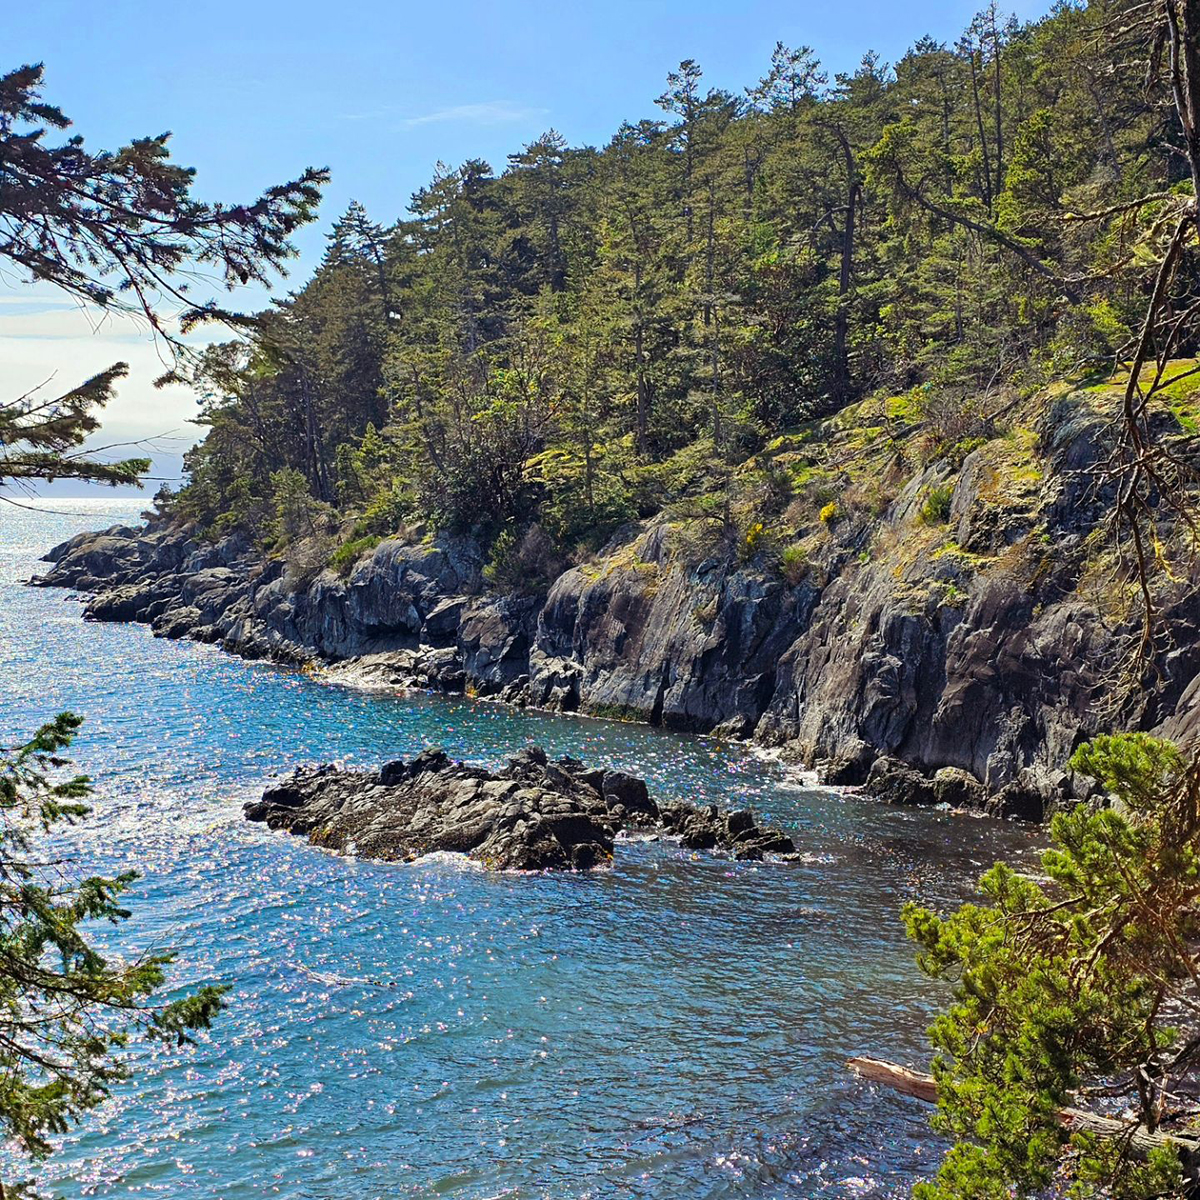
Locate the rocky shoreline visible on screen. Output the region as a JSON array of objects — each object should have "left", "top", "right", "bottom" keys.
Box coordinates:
[
  {"left": 31, "top": 388, "right": 1200, "bottom": 820},
  {"left": 246, "top": 745, "right": 799, "bottom": 871}
]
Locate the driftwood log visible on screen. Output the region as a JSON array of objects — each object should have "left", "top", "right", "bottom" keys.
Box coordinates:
[{"left": 848, "top": 1057, "right": 1200, "bottom": 1168}]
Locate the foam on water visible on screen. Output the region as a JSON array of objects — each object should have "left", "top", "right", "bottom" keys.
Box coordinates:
[{"left": 0, "top": 500, "right": 1042, "bottom": 1199}]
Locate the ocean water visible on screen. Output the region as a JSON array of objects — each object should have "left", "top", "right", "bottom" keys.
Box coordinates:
[{"left": 0, "top": 499, "right": 1039, "bottom": 1200}]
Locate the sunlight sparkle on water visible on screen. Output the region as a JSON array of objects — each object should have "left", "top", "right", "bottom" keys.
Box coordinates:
[{"left": 0, "top": 502, "right": 1040, "bottom": 1199}]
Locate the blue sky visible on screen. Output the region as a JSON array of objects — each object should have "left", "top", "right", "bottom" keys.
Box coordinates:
[{"left": 5, "top": 0, "right": 1051, "bottom": 496}]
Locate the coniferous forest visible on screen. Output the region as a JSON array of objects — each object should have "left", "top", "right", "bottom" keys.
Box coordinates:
[{"left": 163, "top": 2, "right": 1188, "bottom": 580}]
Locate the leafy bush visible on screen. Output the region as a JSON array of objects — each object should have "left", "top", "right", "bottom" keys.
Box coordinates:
[
  {"left": 819, "top": 500, "right": 839, "bottom": 526},
  {"left": 780, "top": 543, "right": 809, "bottom": 584},
  {"left": 939, "top": 580, "right": 968, "bottom": 607},
  {"left": 920, "top": 483, "right": 954, "bottom": 524}
]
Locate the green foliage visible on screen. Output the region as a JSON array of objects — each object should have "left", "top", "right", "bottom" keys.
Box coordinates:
[
  {"left": 1069, "top": 733, "right": 1183, "bottom": 808},
  {"left": 0, "top": 366, "right": 150, "bottom": 489},
  {"left": 921, "top": 483, "right": 955, "bottom": 524},
  {"left": 157, "top": 1, "right": 1190, "bottom": 594},
  {"left": 780, "top": 543, "right": 809, "bottom": 584},
  {"left": 0, "top": 716, "right": 225, "bottom": 1193},
  {"left": 938, "top": 580, "right": 968, "bottom": 607},
  {"left": 0, "top": 63, "right": 323, "bottom": 493},
  {"left": 483, "top": 529, "right": 522, "bottom": 590},
  {"left": 0, "top": 64, "right": 325, "bottom": 330},
  {"left": 0, "top": 60, "right": 321, "bottom": 1199},
  {"left": 271, "top": 468, "right": 330, "bottom": 545},
  {"left": 944, "top": 436, "right": 987, "bottom": 467},
  {"left": 483, "top": 524, "right": 562, "bottom": 594},
  {"left": 329, "top": 534, "right": 382, "bottom": 575},
  {"left": 356, "top": 481, "right": 412, "bottom": 537},
  {"left": 905, "top": 733, "right": 1200, "bottom": 1200}
]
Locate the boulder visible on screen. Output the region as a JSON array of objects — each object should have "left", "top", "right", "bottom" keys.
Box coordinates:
[
  {"left": 932, "top": 766, "right": 987, "bottom": 810},
  {"left": 862, "top": 757, "right": 938, "bottom": 807}
]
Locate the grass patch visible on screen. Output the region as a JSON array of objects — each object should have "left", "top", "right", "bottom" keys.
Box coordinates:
[{"left": 780, "top": 543, "right": 809, "bottom": 584}]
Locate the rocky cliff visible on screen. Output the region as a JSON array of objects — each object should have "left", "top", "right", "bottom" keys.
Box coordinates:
[{"left": 33, "top": 384, "right": 1200, "bottom": 820}]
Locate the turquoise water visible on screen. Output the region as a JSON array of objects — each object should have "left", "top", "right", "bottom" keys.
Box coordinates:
[{"left": 0, "top": 500, "right": 1038, "bottom": 1199}]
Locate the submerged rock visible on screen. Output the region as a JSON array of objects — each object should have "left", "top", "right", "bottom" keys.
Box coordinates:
[{"left": 244, "top": 745, "right": 798, "bottom": 871}]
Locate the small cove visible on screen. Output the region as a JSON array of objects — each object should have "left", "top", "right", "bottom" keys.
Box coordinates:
[{"left": 0, "top": 500, "right": 1040, "bottom": 1200}]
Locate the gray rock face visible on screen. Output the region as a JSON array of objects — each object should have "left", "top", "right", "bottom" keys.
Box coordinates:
[
  {"left": 31, "top": 389, "right": 1200, "bottom": 816},
  {"left": 528, "top": 522, "right": 810, "bottom": 730},
  {"left": 244, "top": 746, "right": 798, "bottom": 870}
]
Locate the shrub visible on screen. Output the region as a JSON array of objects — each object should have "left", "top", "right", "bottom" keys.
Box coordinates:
[
  {"left": 668, "top": 515, "right": 726, "bottom": 565},
  {"left": 920, "top": 483, "right": 954, "bottom": 524},
  {"left": 919, "top": 386, "right": 989, "bottom": 453},
  {"left": 780, "top": 543, "right": 809, "bottom": 585},
  {"left": 357, "top": 481, "right": 412, "bottom": 536},
  {"left": 939, "top": 580, "right": 968, "bottom": 607},
  {"left": 741, "top": 521, "right": 767, "bottom": 560},
  {"left": 329, "top": 534, "right": 382, "bottom": 576},
  {"left": 819, "top": 500, "right": 839, "bottom": 526},
  {"left": 484, "top": 528, "right": 521, "bottom": 590},
  {"left": 944, "top": 435, "right": 987, "bottom": 468},
  {"left": 484, "top": 524, "right": 562, "bottom": 593}
]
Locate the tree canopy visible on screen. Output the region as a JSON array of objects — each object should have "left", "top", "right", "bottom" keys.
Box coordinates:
[
  {"left": 167, "top": 0, "right": 1200, "bottom": 584},
  {"left": 906, "top": 732, "right": 1200, "bottom": 1200},
  {"left": 0, "top": 60, "right": 324, "bottom": 1196},
  {"left": 0, "top": 62, "right": 327, "bottom": 494}
]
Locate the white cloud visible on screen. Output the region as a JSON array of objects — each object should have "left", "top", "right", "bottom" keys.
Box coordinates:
[{"left": 398, "top": 101, "right": 547, "bottom": 128}]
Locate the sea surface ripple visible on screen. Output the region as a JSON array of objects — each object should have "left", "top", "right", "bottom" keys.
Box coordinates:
[{"left": 0, "top": 500, "right": 1039, "bottom": 1199}]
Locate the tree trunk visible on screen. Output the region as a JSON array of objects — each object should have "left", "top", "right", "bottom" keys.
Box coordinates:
[
  {"left": 300, "top": 371, "right": 330, "bottom": 502},
  {"left": 834, "top": 177, "right": 859, "bottom": 407},
  {"left": 706, "top": 187, "right": 721, "bottom": 447},
  {"left": 684, "top": 119, "right": 694, "bottom": 244},
  {"left": 1168, "top": 0, "right": 1200, "bottom": 214},
  {"left": 969, "top": 49, "right": 994, "bottom": 211},
  {"left": 848, "top": 1057, "right": 1200, "bottom": 1170},
  {"left": 992, "top": 17, "right": 1004, "bottom": 201},
  {"left": 368, "top": 240, "right": 395, "bottom": 330},
  {"left": 634, "top": 262, "right": 649, "bottom": 454}
]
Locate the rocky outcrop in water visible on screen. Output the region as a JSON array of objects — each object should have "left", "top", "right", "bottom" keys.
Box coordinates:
[
  {"left": 244, "top": 745, "right": 799, "bottom": 870},
  {"left": 33, "top": 388, "right": 1200, "bottom": 820}
]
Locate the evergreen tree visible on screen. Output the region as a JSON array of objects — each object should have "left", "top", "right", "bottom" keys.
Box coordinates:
[{"left": 0, "top": 61, "right": 323, "bottom": 1195}]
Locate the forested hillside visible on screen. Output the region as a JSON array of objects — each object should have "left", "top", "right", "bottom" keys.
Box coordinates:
[{"left": 165, "top": 0, "right": 1193, "bottom": 585}]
